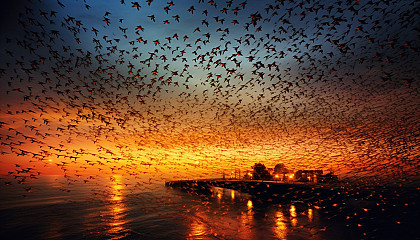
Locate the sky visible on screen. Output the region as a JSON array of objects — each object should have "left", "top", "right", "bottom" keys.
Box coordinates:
[{"left": 0, "top": 0, "right": 419, "bottom": 184}]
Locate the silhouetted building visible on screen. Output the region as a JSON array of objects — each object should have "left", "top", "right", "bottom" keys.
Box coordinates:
[
  {"left": 317, "top": 172, "right": 338, "bottom": 183},
  {"left": 294, "top": 170, "right": 323, "bottom": 182},
  {"left": 294, "top": 170, "right": 338, "bottom": 183}
]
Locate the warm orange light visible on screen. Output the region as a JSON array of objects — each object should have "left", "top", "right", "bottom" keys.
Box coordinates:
[
  {"left": 247, "top": 200, "right": 253, "bottom": 209},
  {"left": 308, "top": 208, "right": 313, "bottom": 222},
  {"left": 189, "top": 216, "right": 207, "bottom": 237},
  {"left": 274, "top": 211, "right": 287, "bottom": 239},
  {"left": 290, "top": 205, "right": 297, "bottom": 218},
  {"left": 275, "top": 174, "right": 279, "bottom": 178}
]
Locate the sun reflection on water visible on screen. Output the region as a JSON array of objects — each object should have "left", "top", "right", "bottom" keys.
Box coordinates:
[
  {"left": 188, "top": 216, "right": 209, "bottom": 239},
  {"left": 105, "top": 175, "right": 129, "bottom": 237}
]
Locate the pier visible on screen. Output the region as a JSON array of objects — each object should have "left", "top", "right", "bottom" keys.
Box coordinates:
[{"left": 165, "top": 179, "right": 340, "bottom": 203}]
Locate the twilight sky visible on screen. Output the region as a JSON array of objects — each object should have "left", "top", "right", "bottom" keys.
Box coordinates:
[{"left": 0, "top": 0, "right": 419, "bottom": 183}]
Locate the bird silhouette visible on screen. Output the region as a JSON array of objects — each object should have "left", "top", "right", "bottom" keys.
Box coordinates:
[{"left": 0, "top": 5, "right": 418, "bottom": 237}]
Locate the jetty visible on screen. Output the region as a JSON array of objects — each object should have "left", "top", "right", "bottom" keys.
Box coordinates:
[{"left": 165, "top": 179, "right": 341, "bottom": 203}]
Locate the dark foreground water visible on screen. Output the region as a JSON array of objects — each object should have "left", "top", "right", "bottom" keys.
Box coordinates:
[{"left": 0, "top": 175, "right": 418, "bottom": 240}]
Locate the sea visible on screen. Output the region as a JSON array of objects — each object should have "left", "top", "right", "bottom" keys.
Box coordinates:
[{"left": 0, "top": 175, "right": 418, "bottom": 240}]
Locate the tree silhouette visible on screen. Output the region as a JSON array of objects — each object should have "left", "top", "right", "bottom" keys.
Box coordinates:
[
  {"left": 252, "top": 163, "right": 271, "bottom": 180},
  {"left": 274, "top": 163, "right": 289, "bottom": 180},
  {"left": 274, "top": 163, "right": 289, "bottom": 174}
]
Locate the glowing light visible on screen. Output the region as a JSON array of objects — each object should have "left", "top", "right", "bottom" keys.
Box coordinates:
[
  {"left": 291, "top": 217, "right": 297, "bottom": 227},
  {"left": 308, "top": 208, "right": 313, "bottom": 222},
  {"left": 112, "top": 195, "right": 122, "bottom": 201},
  {"left": 110, "top": 175, "right": 124, "bottom": 201},
  {"left": 104, "top": 175, "right": 129, "bottom": 235},
  {"left": 290, "top": 205, "right": 297, "bottom": 227},
  {"left": 240, "top": 205, "right": 254, "bottom": 237},
  {"left": 290, "top": 205, "right": 297, "bottom": 218},
  {"left": 189, "top": 218, "right": 207, "bottom": 238},
  {"left": 230, "top": 190, "right": 235, "bottom": 200},
  {"left": 247, "top": 173, "right": 253, "bottom": 178},
  {"left": 274, "top": 211, "right": 287, "bottom": 240},
  {"left": 247, "top": 200, "right": 253, "bottom": 209}
]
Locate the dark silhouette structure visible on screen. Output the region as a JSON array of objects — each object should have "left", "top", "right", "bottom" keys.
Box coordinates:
[{"left": 252, "top": 163, "right": 271, "bottom": 180}]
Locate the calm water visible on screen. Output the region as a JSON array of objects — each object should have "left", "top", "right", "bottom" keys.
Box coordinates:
[{"left": 0, "top": 175, "right": 418, "bottom": 240}]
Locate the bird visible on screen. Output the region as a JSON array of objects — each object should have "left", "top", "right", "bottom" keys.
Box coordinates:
[{"left": 0, "top": 4, "right": 418, "bottom": 235}]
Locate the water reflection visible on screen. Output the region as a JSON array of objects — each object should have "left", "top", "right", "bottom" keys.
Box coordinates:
[
  {"left": 183, "top": 186, "right": 334, "bottom": 240},
  {"left": 3, "top": 176, "right": 416, "bottom": 240},
  {"left": 239, "top": 199, "right": 254, "bottom": 239},
  {"left": 104, "top": 175, "right": 129, "bottom": 238},
  {"left": 188, "top": 214, "right": 210, "bottom": 239},
  {"left": 274, "top": 210, "right": 287, "bottom": 240},
  {"left": 289, "top": 204, "right": 297, "bottom": 227},
  {"left": 247, "top": 200, "right": 253, "bottom": 209},
  {"left": 308, "top": 208, "right": 313, "bottom": 222}
]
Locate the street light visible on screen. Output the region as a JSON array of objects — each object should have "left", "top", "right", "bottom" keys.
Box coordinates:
[
  {"left": 288, "top": 174, "right": 294, "bottom": 182},
  {"left": 274, "top": 174, "right": 279, "bottom": 182}
]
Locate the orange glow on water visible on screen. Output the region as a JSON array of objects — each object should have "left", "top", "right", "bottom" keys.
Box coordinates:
[
  {"left": 274, "top": 210, "right": 287, "bottom": 240},
  {"left": 188, "top": 218, "right": 208, "bottom": 239},
  {"left": 105, "top": 175, "right": 129, "bottom": 235},
  {"left": 247, "top": 200, "right": 253, "bottom": 209},
  {"left": 308, "top": 208, "right": 313, "bottom": 222},
  {"left": 290, "top": 205, "right": 297, "bottom": 227}
]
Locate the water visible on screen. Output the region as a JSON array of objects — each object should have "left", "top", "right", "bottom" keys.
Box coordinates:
[{"left": 0, "top": 176, "right": 418, "bottom": 240}]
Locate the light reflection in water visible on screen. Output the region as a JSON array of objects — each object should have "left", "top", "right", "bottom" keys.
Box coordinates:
[
  {"left": 308, "top": 208, "right": 313, "bottom": 222},
  {"left": 290, "top": 204, "right": 297, "bottom": 227},
  {"left": 289, "top": 205, "right": 297, "bottom": 218},
  {"left": 247, "top": 200, "right": 253, "bottom": 209},
  {"left": 183, "top": 187, "right": 333, "bottom": 240},
  {"left": 214, "top": 187, "right": 223, "bottom": 204},
  {"left": 239, "top": 199, "right": 254, "bottom": 239},
  {"left": 106, "top": 175, "right": 129, "bottom": 237},
  {"left": 274, "top": 210, "right": 288, "bottom": 240},
  {"left": 188, "top": 215, "right": 209, "bottom": 239}
]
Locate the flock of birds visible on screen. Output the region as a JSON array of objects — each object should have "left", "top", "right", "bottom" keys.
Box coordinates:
[
  {"left": 0, "top": 1, "right": 418, "bottom": 239},
  {"left": 0, "top": 0, "right": 418, "bottom": 195}
]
